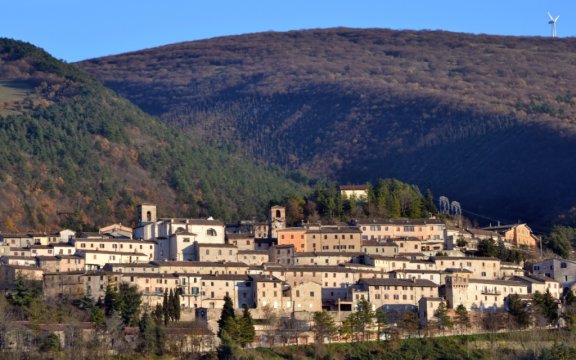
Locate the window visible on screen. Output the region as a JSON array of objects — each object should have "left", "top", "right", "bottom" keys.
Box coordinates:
[
  {"left": 404, "top": 226, "right": 415, "bottom": 232},
  {"left": 207, "top": 229, "right": 217, "bottom": 236},
  {"left": 183, "top": 237, "right": 190, "bottom": 243},
  {"left": 561, "top": 262, "right": 567, "bottom": 269}
]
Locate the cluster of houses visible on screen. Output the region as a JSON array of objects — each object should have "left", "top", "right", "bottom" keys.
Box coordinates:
[{"left": 0, "top": 197, "right": 565, "bottom": 344}]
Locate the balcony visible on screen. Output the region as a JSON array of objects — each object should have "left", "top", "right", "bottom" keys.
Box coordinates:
[{"left": 481, "top": 289, "right": 501, "bottom": 295}]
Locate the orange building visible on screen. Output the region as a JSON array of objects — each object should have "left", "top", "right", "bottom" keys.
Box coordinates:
[
  {"left": 481, "top": 223, "right": 538, "bottom": 248},
  {"left": 277, "top": 228, "right": 307, "bottom": 252}
]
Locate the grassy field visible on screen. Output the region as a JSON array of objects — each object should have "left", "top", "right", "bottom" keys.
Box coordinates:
[{"left": 0, "top": 80, "right": 34, "bottom": 115}]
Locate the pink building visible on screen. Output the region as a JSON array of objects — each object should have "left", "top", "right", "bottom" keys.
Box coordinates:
[{"left": 354, "top": 219, "right": 445, "bottom": 242}]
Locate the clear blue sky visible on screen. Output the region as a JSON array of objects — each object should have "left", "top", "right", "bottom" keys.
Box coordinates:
[{"left": 1, "top": 0, "right": 574, "bottom": 62}]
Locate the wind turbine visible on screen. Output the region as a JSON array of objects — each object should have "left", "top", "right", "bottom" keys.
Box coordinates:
[{"left": 548, "top": 11, "right": 559, "bottom": 38}]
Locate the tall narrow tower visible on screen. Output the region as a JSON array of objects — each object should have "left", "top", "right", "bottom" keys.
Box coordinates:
[
  {"left": 269, "top": 205, "right": 286, "bottom": 239},
  {"left": 137, "top": 204, "right": 157, "bottom": 225}
]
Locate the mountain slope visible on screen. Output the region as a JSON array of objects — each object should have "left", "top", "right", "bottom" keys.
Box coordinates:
[
  {"left": 0, "top": 38, "right": 308, "bottom": 231},
  {"left": 76, "top": 28, "right": 576, "bottom": 228}
]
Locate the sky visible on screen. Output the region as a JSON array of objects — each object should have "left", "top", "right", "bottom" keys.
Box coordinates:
[{"left": 1, "top": 1, "right": 575, "bottom": 62}]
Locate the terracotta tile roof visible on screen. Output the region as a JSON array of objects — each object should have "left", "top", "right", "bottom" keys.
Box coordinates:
[
  {"left": 359, "top": 278, "right": 438, "bottom": 287},
  {"left": 354, "top": 218, "right": 445, "bottom": 226}
]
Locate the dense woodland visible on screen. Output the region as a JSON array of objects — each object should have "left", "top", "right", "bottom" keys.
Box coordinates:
[
  {"left": 77, "top": 28, "right": 576, "bottom": 229},
  {"left": 0, "top": 38, "right": 308, "bottom": 231},
  {"left": 281, "top": 179, "right": 437, "bottom": 226}
]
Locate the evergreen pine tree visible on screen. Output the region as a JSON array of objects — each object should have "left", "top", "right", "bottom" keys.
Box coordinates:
[
  {"left": 434, "top": 300, "right": 453, "bottom": 335},
  {"left": 138, "top": 312, "right": 156, "bottom": 354},
  {"left": 218, "top": 295, "right": 236, "bottom": 338},
  {"left": 91, "top": 307, "right": 106, "bottom": 330},
  {"left": 312, "top": 311, "right": 337, "bottom": 344},
  {"left": 454, "top": 304, "right": 471, "bottom": 334},
  {"left": 508, "top": 294, "right": 532, "bottom": 328},
  {"left": 117, "top": 283, "right": 142, "bottom": 326},
  {"left": 375, "top": 309, "right": 388, "bottom": 340},
  {"left": 154, "top": 321, "right": 166, "bottom": 355},
  {"left": 533, "top": 290, "right": 559, "bottom": 326},
  {"left": 238, "top": 304, "right": 255, "bottom": 347},
  {"left": 565, "top": 289, "right": 576, "bottom": 306},
  {"left": 356, "top": 298, "right": 375, "bottom": 340},
  {"left": 424, "top": 188, "right": 438, "bottom": 215},
  {"left": 104, "top": 284, "right": 119, "bottom": 316}
]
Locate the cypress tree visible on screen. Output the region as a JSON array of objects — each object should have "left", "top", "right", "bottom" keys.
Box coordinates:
[
  {"left": 424, "top": 188, "right": 438, "bottom": 214},
  {"left": 162, "top": 290, "right": 169, "bottom": 326},
  {"left": 173, "top": 288, "right": 181, "bottom": 321},
  {"left": 168, "top": 289, "right": 175, "bottom": 321},
  {"left": 153, "top": 303, "right": 164, "bottom": 324}
]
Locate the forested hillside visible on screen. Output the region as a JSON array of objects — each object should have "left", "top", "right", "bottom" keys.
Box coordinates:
[
  {"left": 77, "top": 28, "right": 576, "bottom": 228},
  {"left": 0, "top": 38, "right": 308, "bottom": 231}
]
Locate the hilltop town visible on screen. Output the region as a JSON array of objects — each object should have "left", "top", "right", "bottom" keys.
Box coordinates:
[{"left": 0, "top": 185, "right": 567, "bottom": 356}]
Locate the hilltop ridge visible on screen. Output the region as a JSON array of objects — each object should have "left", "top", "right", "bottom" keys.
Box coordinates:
[
  {"left": 0, "top": 38, "right": 308, "bottom": 231},
  {"left": 76, "top": 28, "right": 576, "bottom": 228}
]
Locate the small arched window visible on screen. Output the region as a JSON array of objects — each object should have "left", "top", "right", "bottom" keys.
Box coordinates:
[
  {"left": 146, "top": 211, "right": 152, "bottom": 222},
  {"left": 207, "top": 228, "right": 217, "bottom": 236},
  {"left": 275, "top": 210, "right": 281, "bottom": 218}
]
